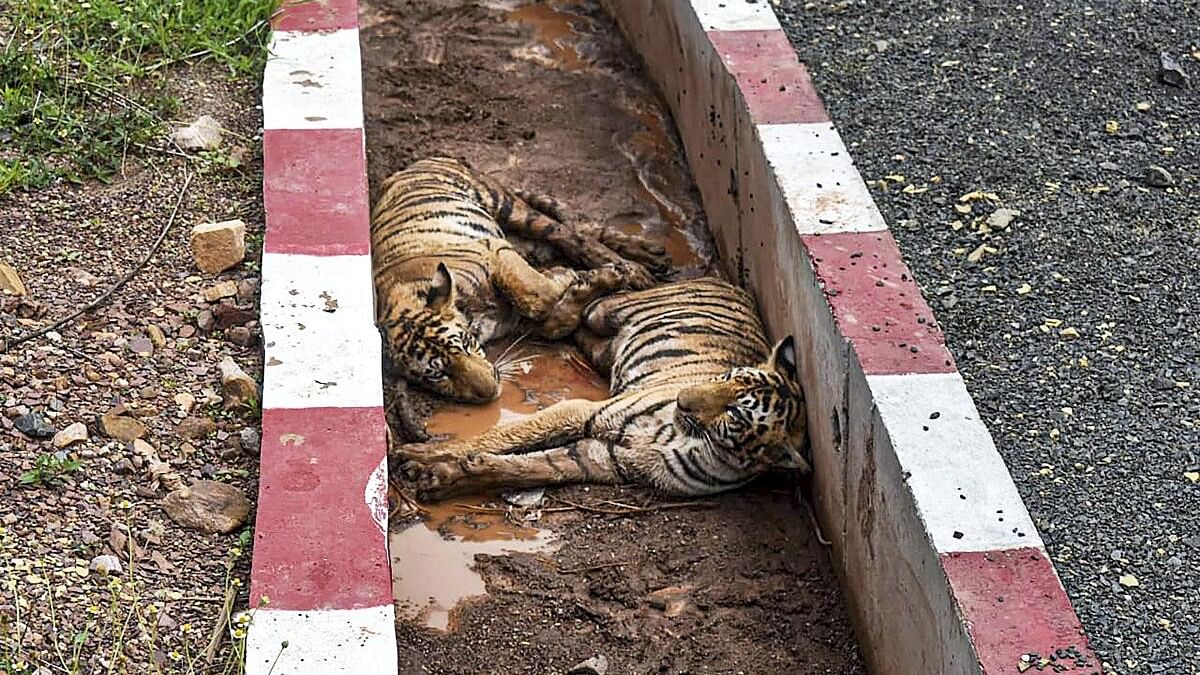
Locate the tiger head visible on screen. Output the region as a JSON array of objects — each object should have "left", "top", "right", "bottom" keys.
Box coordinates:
[
  {"left": 381, "top": 263, "right": 501, "bottom": 403},
  {"left": 674, "top": 336, "right": 810, "bottom": 472}
]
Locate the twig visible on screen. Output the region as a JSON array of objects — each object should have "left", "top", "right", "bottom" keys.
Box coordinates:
[
  {"left": 177, "top": 595, "right": 224, "bottom": 603},
  {"left": 556, "top": 561, "right": 628, "bottom": 575},
  {"left": 6, "top": 172, "right": 194, "bottom": 348},
  {"left": 549, "top": 496, "right": 716, "bottom": 516},
  {"left": 202, "top": 583, "right": 237, "bottom": 665}
]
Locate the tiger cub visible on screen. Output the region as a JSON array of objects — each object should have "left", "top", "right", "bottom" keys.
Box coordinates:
[
  {"left": 396, "top": 277, "right": 810, "bottom": 498},
  {"left": 372, "top": 156, "right": 667, "bottom": 403}
]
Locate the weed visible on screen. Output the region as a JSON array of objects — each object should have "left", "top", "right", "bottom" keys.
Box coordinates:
[
  {"left": 18, "top": 452, "right": 82, "bottom": 487},
  {"left": 0, "top": 0, "right": 278, "bottom": 192}
]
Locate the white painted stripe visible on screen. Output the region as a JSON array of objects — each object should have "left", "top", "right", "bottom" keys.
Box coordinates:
[
  {"left": 760, "top": 122, "right": 889, "bottom": 235},
  {"left": 260, "top": 253, "right": 383, "bottom": 409},
  {"left": 691, "top": 0, "right": 782, "bottom": 31},
  {"left": 263, "top": 29, "right": 364, "bottom": 130},
  {"left": 868, "top": 372, "right": 1043, "bottom": 553},
  {"left": 245, "top": 605, "right": 397, "bottom": 674}
]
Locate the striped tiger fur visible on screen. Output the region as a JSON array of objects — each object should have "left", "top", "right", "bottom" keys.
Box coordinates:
[
  {"left": 396, "top": 277, "right": 810, "bottom": 497},
  {"left": 372, "top": 156, "right": 667, "bottom": 403}
]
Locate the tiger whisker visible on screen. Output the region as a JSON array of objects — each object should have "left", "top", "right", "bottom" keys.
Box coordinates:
[{"left": 495, "top": 331, "right": 533, "bottom": 363}]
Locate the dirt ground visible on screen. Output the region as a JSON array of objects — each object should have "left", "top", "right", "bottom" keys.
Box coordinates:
[
  {"left": 361, "top": 1, "right": 866, "bottom": 672},
  {"left": 0, "top": 65, "right": 263, "bottom": 671}
]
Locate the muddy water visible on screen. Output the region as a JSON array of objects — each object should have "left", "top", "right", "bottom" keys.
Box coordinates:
[
  {"left": 390, "top": 498, "right": 555, "bottom": 631},
  {"left": 392, "top": 339, "right": 604, "bottom": 631}
]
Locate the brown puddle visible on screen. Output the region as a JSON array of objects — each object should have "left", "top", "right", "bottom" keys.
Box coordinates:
[
  {"left": 390, "top": 498, "right": 555, "bottom": 632},
  {"left": 392, "top": 340, "right": 604, "bottom": 631},
  {"left": 507, "top": 1, "right": 592, "bottom": 72}
]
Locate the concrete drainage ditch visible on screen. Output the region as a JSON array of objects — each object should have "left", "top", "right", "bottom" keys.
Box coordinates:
[{"left": 247, "top": 0, "right": 1097, "bottom": 673}]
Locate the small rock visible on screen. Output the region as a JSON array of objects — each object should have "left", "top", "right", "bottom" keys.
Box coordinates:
[
  {"left": 113, "top": 458, "right": 135, "bottom": 475},
  {"left": 873, "top": 40, "right": 890, "bottom": 53},
  {"left": 646, "top": 585, "right": 692, "bottom": 618},
  {"left": 129, "top": 337, "right": 154, "bottom": 356},
  {"left": 1099, "top": 161, "right": 1121, "bottom": 172},
  {"left": 986, "top": 208, "right": 1021, "bottom": 230},
  {"left": 218, "top": 356, "right": 259, "bottom": 409},
  {"left": 502, "top": 488, "right": 546, "bottom": 507},
  {"left": 52, "top": 422, "right": 89, "bottom": 448},
  {"left": 171, "top": 115, "right": 224, "bottom": 151},
  {"left": 203, "top": 280, "right": 239, "bottom": 303},
  {"left": 99, "top": 412, "right": 147, "bottom": 441},
  {"left": 68, "top": 267, "right": 101, "bottom": 287},
  {"left": 226, "top": 326, "right": 254, "bottom": 347},
  {"left": 15, "top": 411, "right": 56, "bottom": 438},
  {"left": 0, "top": 261, "right": 27, "bottom": 296},
  {"left": 239, "top": 428, "right": 261, "bottom": 455},
  {"left": 1160, "top": 52, "right": 1189, "bottom": 88},
  {"left": 236, "top": 278, "right": 259, "bottom": 302},
  {"left": 147, "top": 325, "right": 167, "bottom": 349},
  {"left": 162, "top": 480, "right": 251, "bottom": 534},
  {"left": 89, "top": 555, "right": 123, "bottom": 575},
  {"left": 214, "top": 302, "right": 256, "bottom": 328},
  {"left": 566, "top": 655, "right": 609, "bottom": 675},
  {"left": 176, "top": 416, "right": 217, "bottom": 440},
  {"left": 189, "top": 220, "right": 246, "bottom": 275},
  {"left": 196, "top": 309, "right": 216, "bottom": 332},
  {"left": 174, "top": 392, "right": 197, "bottom": 415},
  {"left": 1144, "top": 165, "right": 1175, "bottom": 188}
]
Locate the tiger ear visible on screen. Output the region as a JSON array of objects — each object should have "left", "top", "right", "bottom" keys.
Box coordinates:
[
  {"left": 426, "top": 262, "right": 456, "bottom": 313},
  {"left": 767, "top": 336, "right": 798, "bottom": 381}
]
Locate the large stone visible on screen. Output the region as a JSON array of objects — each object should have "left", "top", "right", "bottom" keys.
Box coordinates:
[
  {"left": 0, "top": 261, "right": 26, "bottom": 296},
  {"left": 52, "top": 422, "right": 89, "bottom": 448},
  {"left": 189, "top": 220, "right": 246, "bottom": 275},
  {"left": 99, "top": 413, "right": 147, "bottom": 441},
  {"left": 161, "top": 480, "right": 250, "bottom": 534},
  {"left": 218, "top": 356, "right": 259, "bottom": 409}
]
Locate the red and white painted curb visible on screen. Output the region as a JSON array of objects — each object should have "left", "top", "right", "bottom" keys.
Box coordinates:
[
  {"left": 602, "top": 0, "right": 1099, "bottom": 672},
  {"left": 247, "top": 0, "right": 397, "bottom": 672}
]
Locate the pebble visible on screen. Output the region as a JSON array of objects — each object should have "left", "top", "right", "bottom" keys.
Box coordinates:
[
  {"left": 0, "top": 260, "right": 27, "bottom": 296},
  {"left": 14, "top": 411, "right": 55, "bottom": 438},
  {"left": 203, "top": 280, "right": 239, "bottom": 303},
  {"left": 226, "top": 326, "right": 254, "bottom": 346},
  {"left": 99, "top": 412, "right": 147, "bottom": 441},
  {"left": 89, "top": 555, "right": 123, "bottom": 575},
  {"left": 52, "top": 422, "right": 89, "bottom": 448},
  {"left": 218, "top": 356, "right": 259, "bottom": 409},
  {"left": 129, "top": 337, "right": 154, "bottom": 356},
  {"left": 147, "top": 324, "right": 167, "bottom": 349},
  {"left": 1143, "top": 165, "right": 1174, "bottom": 188},
  {"left": 239, "top": 427, "right": 261, "bottom": 455},
  {"left": 162, "top": 480, "right": 251, "bottom": 534},
  {"left": 1159, "top": 52, "right": 1189, "bottom": 88},
  {"left": 176, "top": 416, "right": 217, "bottom": 440},
  {"left": 174, "top": 392, "right": 197, "bottom": 415},
  {"left": 171, "top": 115, "right": 224, "bottom": 151}
]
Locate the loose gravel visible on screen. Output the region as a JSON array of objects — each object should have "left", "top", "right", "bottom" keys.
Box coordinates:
[{"left": 778, "top": 1, "right": 1200, "bottom": 672}]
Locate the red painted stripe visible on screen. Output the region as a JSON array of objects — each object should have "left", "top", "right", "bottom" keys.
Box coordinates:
[
  {"left": 706, "top": 30, "right": 829, "bottom": 125},
  {"left": 250, "top": 406, "right": 391, "bottom": 610},
  {"left": 263, "top": 128, "right": 371, "bottom": 256},
  {"left": 273, "top": 0, "right": 359, "bottom": 32},
  {"left": 942, "top": 549, "right": 1098, "bottom": 674},
  {"left": 801, "top": 231, "right": 956, "bottom": 375}
]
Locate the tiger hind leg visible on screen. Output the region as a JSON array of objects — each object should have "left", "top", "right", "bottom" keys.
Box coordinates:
[
  {"left": 410, "top": 440, "right": 620, "bottom": 500},
  {"left": 485, "top": 182, "right": 668, "bottom": 286}
]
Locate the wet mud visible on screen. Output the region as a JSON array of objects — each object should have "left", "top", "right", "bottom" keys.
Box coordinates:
[{"left": 361, "top": 0, "right": 866, "bottom": 672}]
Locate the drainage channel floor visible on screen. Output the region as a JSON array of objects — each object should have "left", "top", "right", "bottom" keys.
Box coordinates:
[{"left": 360, "top": 1, "right": 866, "bottom": 672}]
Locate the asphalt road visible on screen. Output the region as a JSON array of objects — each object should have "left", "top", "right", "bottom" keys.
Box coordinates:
[{"left": 777, "top": 2, "right": 1200, "bottom": 672}]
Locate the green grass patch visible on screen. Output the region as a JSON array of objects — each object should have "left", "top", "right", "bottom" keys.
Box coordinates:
[{"left": 0, "top": 0, "right": 279, "bottom": 193}]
